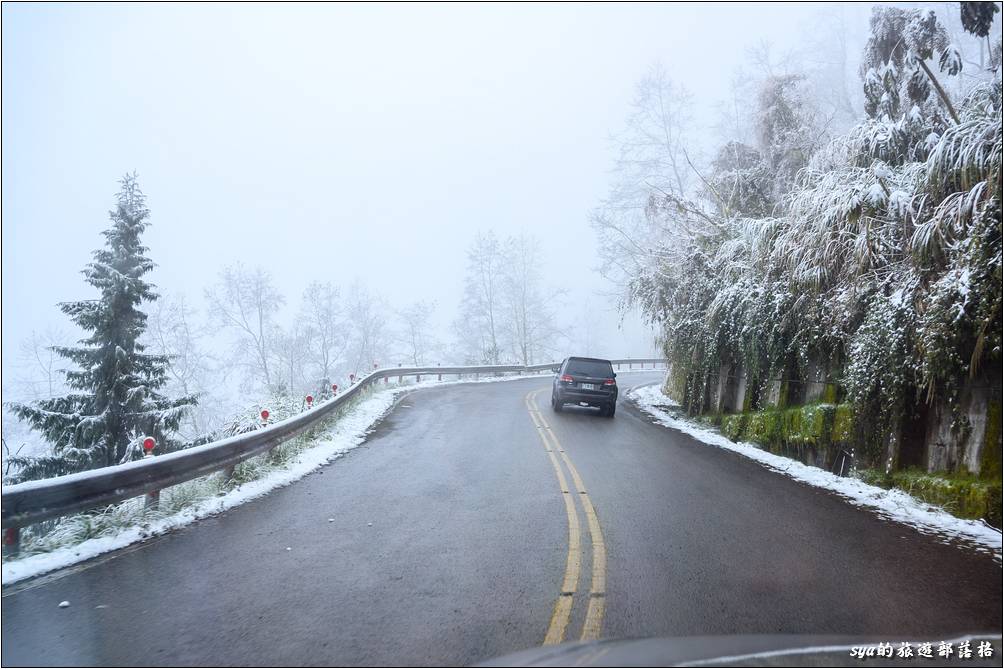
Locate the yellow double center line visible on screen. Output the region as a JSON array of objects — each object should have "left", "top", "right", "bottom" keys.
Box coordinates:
[{"left": 525, "top": 389, "right": 607, "bottom": 645}]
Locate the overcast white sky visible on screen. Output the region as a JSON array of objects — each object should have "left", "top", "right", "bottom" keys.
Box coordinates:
[{"left": 2, "top": 3, "right": 873, "bottom": 372}]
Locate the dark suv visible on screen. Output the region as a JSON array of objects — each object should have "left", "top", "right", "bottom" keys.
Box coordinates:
[{"left": 551, "top": 357, "right": 618, "bottom": 417}]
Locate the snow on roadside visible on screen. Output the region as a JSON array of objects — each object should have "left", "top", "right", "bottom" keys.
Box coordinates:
[
  {"left": 627, "top": 384, "right": 1003, "bottom": 561},
  {"left": 2, "top": 385, "right": 401, "bottom": 584}
]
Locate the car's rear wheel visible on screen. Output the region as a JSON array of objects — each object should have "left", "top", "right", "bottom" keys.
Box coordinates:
[
  {"left": 604, "top": 403, "right": 616, "bottom": 418},
  {"left": 551, "top": 393, "right": 563, "bottom": 412}
]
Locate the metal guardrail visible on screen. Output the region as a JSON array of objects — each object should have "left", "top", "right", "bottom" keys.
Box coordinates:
[{"left": 1, "top": 359, "right": 667, "bottom": 547}]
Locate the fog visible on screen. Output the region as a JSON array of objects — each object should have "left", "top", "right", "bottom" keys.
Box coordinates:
[{"left": 2, "top": 2, "right": 872, "bottom": 383}]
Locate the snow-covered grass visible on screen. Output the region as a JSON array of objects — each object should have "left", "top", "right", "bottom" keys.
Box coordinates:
[
  {"left": 627, "top": 384, "right": 1003, "bottom": 562},
  {"left": 3, "top": 369, "right": 655, "bottom": 584}
]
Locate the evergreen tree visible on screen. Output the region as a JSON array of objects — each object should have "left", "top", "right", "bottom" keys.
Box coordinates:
[{"left": 6, "top": 174, "right": 196, "bottom": 482}]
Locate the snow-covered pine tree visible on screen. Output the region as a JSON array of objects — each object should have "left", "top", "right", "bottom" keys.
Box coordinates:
[{"left": 6, "top": 174, "right": 196, "bottom": 482}]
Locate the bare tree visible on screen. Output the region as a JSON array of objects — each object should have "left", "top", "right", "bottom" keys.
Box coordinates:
[
  {"left": 574, "top": 298, "right": 604, "bottom": 357},
  {"left": 397, "top": 300, "right": 439, "bottom": 365},
  {"left": 344, "top": 280, "right": 390, "bottom": 376},
  {"left": 16, "top": 327, "right": 70, "bottom": 400},
  {"left": 301, "top": 281, "right": 347, "bottom": 382},
  {"left": 273, "top": 321, "right": 313, "bottom": 396},
  {"left": 713, "top": 69, "right": 756, "bottom": 147},
  {"left": 592, "top": 63, "right": 700, "bottom": 294},
  {"left": 795, "top": 4, "right": 865, "bottom": 132},
  {"left": 745, "top": 39, "right": 800, "bottom": 79},
  {"left": 2, "top": 436, "right": 27, "bottom": 478},
  {"left": 205, "top": 263, "right": 285, "bottom": 392},
  {"left": 500, "top": 233, "right": 563, "bottom": 366},
  {"left": 616, "top": 62, "right": 697, "bottom": 200},
  {"left": 455, "top": 231, "right": 505, "bottom": 364},
  {"left": 146, "top": 294, "right": 218, "bottom": 439}
]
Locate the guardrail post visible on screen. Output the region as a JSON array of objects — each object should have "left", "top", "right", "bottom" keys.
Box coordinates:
[
  {"left": 398, "top": 363, "right": 403, "bottom": 384},
  {"left": 629, "top": 361, "right": 633, "bottom": 370},
  {"left": 3, "top": 527, "right": 20, "bottom": 557},
  {"left": 438, "top": 363, "right": 442, "bottom": 381},
  {"left": 224, "top": 464, "right": 236, "bottom": 482},
  {"left": 416, "top": 373, "right": 422, "bottom": 383},
  {"left": 142, "top": 438, "right": 160, "bottom": 509}
]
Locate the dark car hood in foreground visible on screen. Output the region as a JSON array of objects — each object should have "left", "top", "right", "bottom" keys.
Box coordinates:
[{"left": 479, "top": 634, "right": 1003, "bottom": 667}]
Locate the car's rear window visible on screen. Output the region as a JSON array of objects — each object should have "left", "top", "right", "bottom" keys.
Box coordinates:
[{"left": 565, "top": 359, "right": 614, "bottom": 377}]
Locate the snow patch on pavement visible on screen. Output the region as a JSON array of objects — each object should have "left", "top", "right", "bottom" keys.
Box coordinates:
[{"left": 628, "top": 384, "right": 1002, "bottom": 561}]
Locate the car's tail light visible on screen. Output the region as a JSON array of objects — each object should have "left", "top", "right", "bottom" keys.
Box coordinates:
[
  {"left": 603, "top": 378, "right": 616, "bottom": 386},
  {"left": 560, "top": 374, "right": 574, "bottom": 383}
]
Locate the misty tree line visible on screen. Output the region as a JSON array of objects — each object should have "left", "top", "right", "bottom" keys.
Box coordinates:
[
  {"left": 595, "top": 3, "right": 1002, "bottom": 467},
  {"left": 453, "top": 230, "right": 563, "bottom": 367},
  {"left": 3, "top": 182, "right": 565, "bottom": 481}
]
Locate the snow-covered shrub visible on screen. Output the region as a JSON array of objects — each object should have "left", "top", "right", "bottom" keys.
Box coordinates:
[{"left": 617, "top": 6, "right": 1001, "bottom": 472}]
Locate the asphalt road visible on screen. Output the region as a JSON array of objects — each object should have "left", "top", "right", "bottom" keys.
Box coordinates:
[{"left": 2, "top": 374, "right": 1001, "bottom": 666}]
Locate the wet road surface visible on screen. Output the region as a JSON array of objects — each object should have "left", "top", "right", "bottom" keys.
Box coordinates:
[{"left": 2, "top": 373, "right": 1000, "bottom": 666}]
